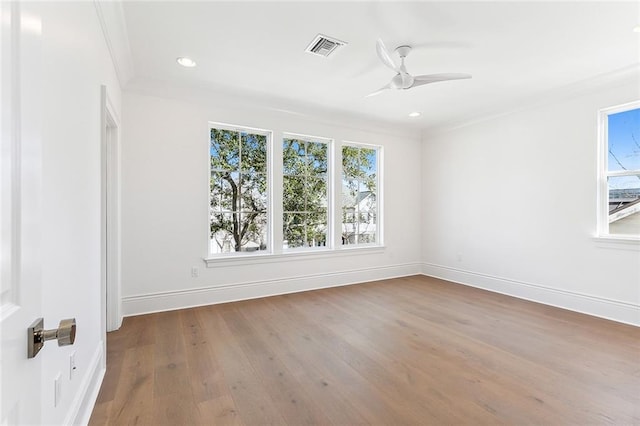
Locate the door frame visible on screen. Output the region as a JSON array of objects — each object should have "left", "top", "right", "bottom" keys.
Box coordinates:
[{"left": 100, "top": 85, "right": 121, "bottom": 349}]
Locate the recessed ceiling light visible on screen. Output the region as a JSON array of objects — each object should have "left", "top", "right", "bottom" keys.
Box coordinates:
[
  {"left": 634, "top": 25, "right": 640, "bottom": 33},
  {"left": 176, "top": 57, "right": 197, "bottom": 67},
  {"left": 408, "top": 112, "right": 421, "bottom": 118}
]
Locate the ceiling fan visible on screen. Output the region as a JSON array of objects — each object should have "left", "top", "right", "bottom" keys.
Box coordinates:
[{"left": 367, "top": 39, "right": 471, "bottom": 97}]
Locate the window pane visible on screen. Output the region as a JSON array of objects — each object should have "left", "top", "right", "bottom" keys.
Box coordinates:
[
  {"left": 342, "top": 179, "right": 359, "bottom": 208},
  {"left": 210, "top": 129, "right": 239, "bottom": 171},
  {"left": 342, "top": 207, "right": 357, "bottom": 245},
  {"left": 283, "top": 213, "right": 305, "bottom": 248},
  {"left": 284, "top": 207, "right": 327, "bottom": 248},
  {"left": 240, "top": 212, "right": 267, "bottom": 251},
  {"left": 307, "top": 209, "right": 328, "bottom": 247},
  {"left": 342, "top": 145, "right": 362, "bottom": 179},
  {"left": 608, "top": 175, "right": 640, "bottom": 235},
  {"left": 358, "top": 189, "right": 376, "bottom": 211},
  {"left": 240, "top": 173, "right": 267, "bottom": 212},
  {"left": 342, "top": 207, "right": 356, "bottom": 223},
  {"left": 209, "top": 173, "right": 236, "bottom": 211},
  {"left": 307, "top": 141, "right": 327, "bottom": 176},
  {"left": 608, "top": 108, "right": 640, "bottom": 172},
  {"left": 361, "top": 148, "right": 377, "bottom": 177},
  {"left": 283, "top": 175, "right": 305, "bottom": 212},
  {"left": 240, "top": 133, "right": 267, "bottom": 173},
  {"left": 283, "top": 139, "right": 306, "bottom": 175},
  {"left": 608, "top": 176, "right": 640, "bottom": 211},
  {"left": 210, "top": 212, "right": 236, "bottom": 253},
  {"left": 306, "top": 177, "right": 327, "bottom": 209},
  {"left": 219, "top": 171, "right": 238, "bottom": 211},
  {"left": 210, "top": 171, "right": 223, "bottom": 211},
  {"left": 358, "top": 209, "right": 377, "bottom": 243}
]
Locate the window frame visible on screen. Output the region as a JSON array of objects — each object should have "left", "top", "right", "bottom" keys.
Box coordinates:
[
  {"left": 204, "top": 125, "right": 385, "bottom": 264},
  {"left": 282, "top": 132, "right": 334, "bottom": 252},
  {"left": 596, "top": 100, "right": 640, "bottom": 241},
  {"left": 340, "top": 141, "right": 383, "bottom": 248},
  {"left": 208, "top": 122, "right": 273, "bottom": 257}
]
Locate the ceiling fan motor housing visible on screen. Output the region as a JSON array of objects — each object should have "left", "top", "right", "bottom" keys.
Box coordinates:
[
  {"left": 391, "top": 73, "right": 415, "bottom": 90},
  {"left": 394, "top": 45, "right": 412, "bottom": 58}
]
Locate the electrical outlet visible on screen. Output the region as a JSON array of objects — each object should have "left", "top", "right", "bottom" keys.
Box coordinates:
[
  {"left": 191, "top": 267, "right": 199, "bottom": 278},
  {"left": 54, "top": 373, "right": 61, "bottom": 407},
  {"left": 69, "top": 351, "right": 77, "bottom": 380}
]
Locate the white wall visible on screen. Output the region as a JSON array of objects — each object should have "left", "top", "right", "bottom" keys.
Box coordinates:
[
  {"left": 421, "top": 77, "right": 640, "bottom": 325},
  {"left": 120, "top": 88, "right": 422, "bottom": 315},
  {"left": 38, "top": 2, "right": 122, "bottom": 424}
]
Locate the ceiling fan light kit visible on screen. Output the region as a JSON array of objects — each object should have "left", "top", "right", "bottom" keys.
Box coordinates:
[{"left": 368, "top": 38, "right": 471, "bottom": 97}]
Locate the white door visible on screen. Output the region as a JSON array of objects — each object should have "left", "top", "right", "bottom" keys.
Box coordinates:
[{"left": 1, "top": 2, "right": 44, "bottom": 424}]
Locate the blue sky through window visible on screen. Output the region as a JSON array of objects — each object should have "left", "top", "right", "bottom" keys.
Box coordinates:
[{"left": 608, "top": 107, "right": 640, "bottom": 190}]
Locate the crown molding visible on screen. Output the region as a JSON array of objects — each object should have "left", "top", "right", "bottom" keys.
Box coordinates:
[
  {"left": 423, "top": 63, "right": 640, "bottom": 138},
  {"left": 124, "top": 76, "right": 422, "bottom": 141},
  {"left": 94, "top": 0, "right": 134, "bottom": 87}
]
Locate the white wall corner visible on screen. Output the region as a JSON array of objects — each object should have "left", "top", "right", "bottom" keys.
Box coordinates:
[
  {"left": 122, "top": 263, "right": 422, "bottom": 317},
  {"left": 94, "top": 1, "right": 135, "bottom": 87},
  {"left": 421, "top": 263, "right": 640, "bottom": 327},
  {"left": 64, "top": 343, "right": 105, "bottom": 426}
]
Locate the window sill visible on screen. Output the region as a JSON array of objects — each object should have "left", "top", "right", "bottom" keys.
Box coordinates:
[
  {"left": 204, "top": 245, "right": 385, "bottom": 268},
  {"left": 592, "top": 235, "right": 640, "bottom": 251}
]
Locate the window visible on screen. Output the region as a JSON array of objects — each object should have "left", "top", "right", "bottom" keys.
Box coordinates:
[
  {"left": 206, "top": 124, "right": 383, "bottom": 261},
  {"left": 283, "top": 135, "right": 330, "bottom": 249},
  {"left": 342, "top": 144, "right": 379, "bottom": 245},
  {"left": 209, "top": 124, "right": 270, "bottom": 254},
  {"left": 598, "top": 101, "right": 640, "bottom": 238}
]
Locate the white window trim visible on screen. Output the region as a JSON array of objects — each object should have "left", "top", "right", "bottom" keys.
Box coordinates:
[
  {"left": 208, "top": 122, "right": 273, "bottom": 257},
  {"left": 591, "top": 235, "right": 640, "bottom": 251},
  {"left": 204, "top": 245, "right": 385, "bottom": 267},
  {"left": 595, "top": 100, "right": 640, "bottom": 247}
]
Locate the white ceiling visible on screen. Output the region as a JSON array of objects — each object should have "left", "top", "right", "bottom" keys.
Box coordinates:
[{"left": 121, "top": 1, "right": 640, "bottom": 132}]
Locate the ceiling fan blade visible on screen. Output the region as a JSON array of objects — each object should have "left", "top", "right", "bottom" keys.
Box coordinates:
[
  {"left": 411, "top": 73, "right": 472, "bottom": 88},
  {"left": 365, "top": 83, "right": 391, "bottom": 98},
  {"left": 376, "top": 39, "right": 399, "bottom": 72}
]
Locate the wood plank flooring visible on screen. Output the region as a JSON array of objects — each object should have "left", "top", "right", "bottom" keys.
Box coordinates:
[{"left": 89, "top": 275, "right": 640, "bottom": 425}]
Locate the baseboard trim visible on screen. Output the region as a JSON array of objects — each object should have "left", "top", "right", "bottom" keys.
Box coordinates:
[
  {"left": 421, "top": 262, "right": 640, "bottom": 327},
  {"left": 65, "top": 343, "right": 105, "bottom": 426},
  {"left": 123, "top": 262, "right": 422, "bottom": 317}
]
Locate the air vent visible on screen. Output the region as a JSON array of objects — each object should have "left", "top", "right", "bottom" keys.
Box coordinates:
[{"left": 305, "top": 34, "right": 347, "bottom": 57}]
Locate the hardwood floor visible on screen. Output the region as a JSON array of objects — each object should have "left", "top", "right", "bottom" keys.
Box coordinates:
[{"left": 89, "top": 275, "right": 640, "bottom": 425}]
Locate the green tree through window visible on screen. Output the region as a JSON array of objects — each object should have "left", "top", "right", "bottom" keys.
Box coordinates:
[
  {"left": 210, "top": 127, "right": 268, "bottom": 253},
  {"left": 209, "top": 125, "right": 382, "bottom": 257},
  {"left": 283, "top": 137, "right": 328, "bottom": 248},
  {"left": 342, "top": 145, "right": 378, "bottom": 245}
]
